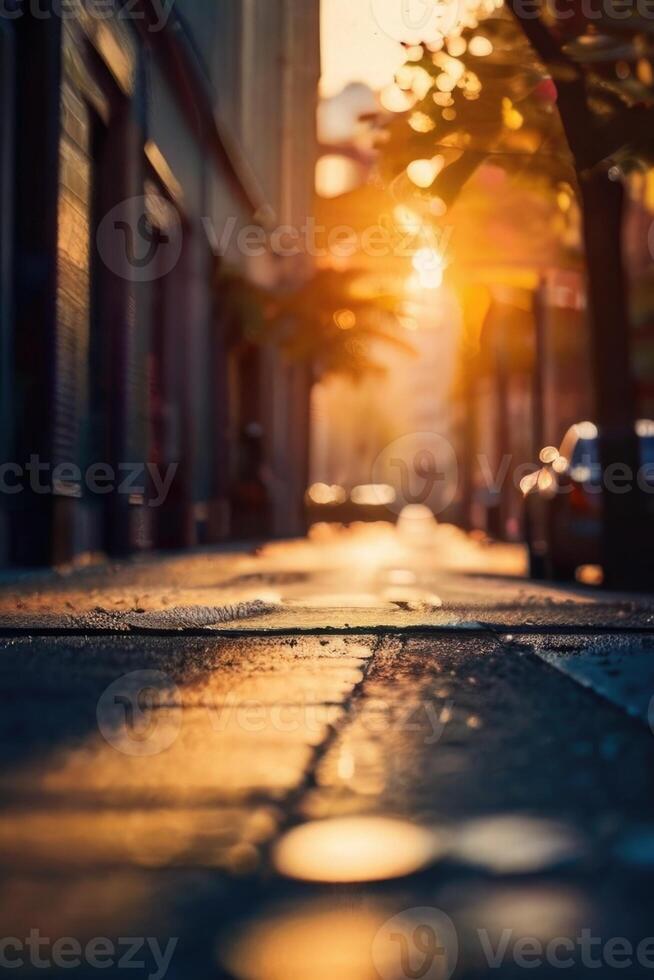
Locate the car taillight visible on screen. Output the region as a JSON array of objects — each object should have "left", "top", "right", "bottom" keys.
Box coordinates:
[{"left": 570, "top": 482, "right": 590, "bottom": 514}]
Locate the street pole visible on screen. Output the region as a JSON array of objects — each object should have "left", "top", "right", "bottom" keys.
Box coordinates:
[{"left": 580, "top": 168, "right": 652, "bottom": 589}]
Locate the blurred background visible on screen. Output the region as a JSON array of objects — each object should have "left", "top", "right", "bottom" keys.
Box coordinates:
[{"left": 2, "top": 0, "right": 654, "bottom": 589}]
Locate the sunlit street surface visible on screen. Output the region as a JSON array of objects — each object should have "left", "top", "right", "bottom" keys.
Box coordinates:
[
  {"left": 2, "top": 525, "right": 654, "bottom": 978},
  {"left": 6, "top": 0, "right": 654, "bottom": 972}
]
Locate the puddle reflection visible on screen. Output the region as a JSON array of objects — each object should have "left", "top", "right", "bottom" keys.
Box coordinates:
[
  {"left": 273, "top": 816, "right": 442, "bottom": 882},
  {"left": 469, "top": 885, "right": 587, "bottom": 937},
  {"left": 453, "top": 815, "right": 585, "bottom": 874},
  {"left": 220, "top": 899, "right": 391, "bottom": 980}
]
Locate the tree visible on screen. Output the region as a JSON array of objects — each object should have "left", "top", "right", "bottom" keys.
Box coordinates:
[
  {"left": 214, "top": 262, "right": 416, "bottom": 380},
  {"left": 379, "top": 2, "right": 654, "bottom": 586}
]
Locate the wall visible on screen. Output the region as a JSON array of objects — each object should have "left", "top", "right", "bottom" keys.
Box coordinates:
[{"left": 2, "top": 0, "right": 320, "bottom": 564}]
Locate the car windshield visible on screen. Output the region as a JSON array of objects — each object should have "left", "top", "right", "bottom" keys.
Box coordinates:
[
  {"left": 571, "top": 438, "right": 599, "bottom": 467},
  {"left": 569, "top": 438, "right": 601, "bottom": 482},
  {"left": 570, "top": 435, "right": 654, "bottom": 475},
  {"left": 642, "top": 437, "right": 654, "bottom": 465}
]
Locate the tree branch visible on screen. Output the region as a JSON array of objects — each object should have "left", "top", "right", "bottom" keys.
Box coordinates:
[{"left": 504, "top": 0, "right": 600, "bottom": 168}]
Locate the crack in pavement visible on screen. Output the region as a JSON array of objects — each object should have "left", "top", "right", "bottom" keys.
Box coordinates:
[{"left": 256, "top": 633, "right": 388, "bottom": 871}]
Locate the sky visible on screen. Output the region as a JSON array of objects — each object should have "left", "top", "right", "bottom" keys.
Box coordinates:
[{"left": 320, "top": 0, "right": 406, "bottom": 97}]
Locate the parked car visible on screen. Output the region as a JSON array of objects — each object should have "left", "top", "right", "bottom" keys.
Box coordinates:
[
  {"left": 522, "top": 420, "right": 654, "bottom": 581},
  {"left": 305, "top": 483, "right": 398, "bottom": 525}
]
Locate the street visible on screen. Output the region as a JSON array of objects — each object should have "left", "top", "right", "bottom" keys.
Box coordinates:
[
  {"left": 5, "top": 1, "right": 654, "bottom": 977},
  {"left": 1, "top": 523, "right": 654, "bottom": 978}
]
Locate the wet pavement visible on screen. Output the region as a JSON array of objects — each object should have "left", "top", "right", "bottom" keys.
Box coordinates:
[{"left": 1, "top": 523, "right": 654, "bottom": 978}]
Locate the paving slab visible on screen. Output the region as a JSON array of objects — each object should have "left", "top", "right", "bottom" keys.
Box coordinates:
[
  {"left": 301, "top": 635, "right": 654, "bottom": 834},
  {"left": 3, "top": 532, "right": 654, "bottom": 978},
  {"left": 0, "top": 804, "right": 281, "bottom": 873},
  {"left": 512, "top": 633, "right": 654, "bottom": 724},
  {"left": 2, "top": 628, "right": 654, "bottom": 978}
]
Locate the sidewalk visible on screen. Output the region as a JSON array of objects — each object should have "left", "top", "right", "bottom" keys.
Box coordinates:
[
  {"left": 1, "top": 520, "right": 652, "bottom": 634},
  {"left": 1, "top": 522, "right": 654, "bottom": 978}
]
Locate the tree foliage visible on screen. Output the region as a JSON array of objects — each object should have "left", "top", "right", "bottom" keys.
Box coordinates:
[
  {"left": 213, "top": 262, "right": 416, "bottom": 380},
  {"left": 380, "top": 0, "right": 654, "bottom": 212}
]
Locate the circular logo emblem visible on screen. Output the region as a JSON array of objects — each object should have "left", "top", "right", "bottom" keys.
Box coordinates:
[
  {"left": 370, "top": 0, "right": 465, "bottom": 45},
  {"left": 371, "top": 432, "right": 458, "bottom": 515},
  {"left": 96, "top": 194, "right": 183, "bottom": 283},
  {"left": 96, "top": 669, "right": 182, "bottom": 756},
  {"left": 372, "top": 907, "right": 459, "bottom": 980}
]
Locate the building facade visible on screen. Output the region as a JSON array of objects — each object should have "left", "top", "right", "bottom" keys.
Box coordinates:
[{"left": 0, "top": 0, "right": 319, "bottom": 567}]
